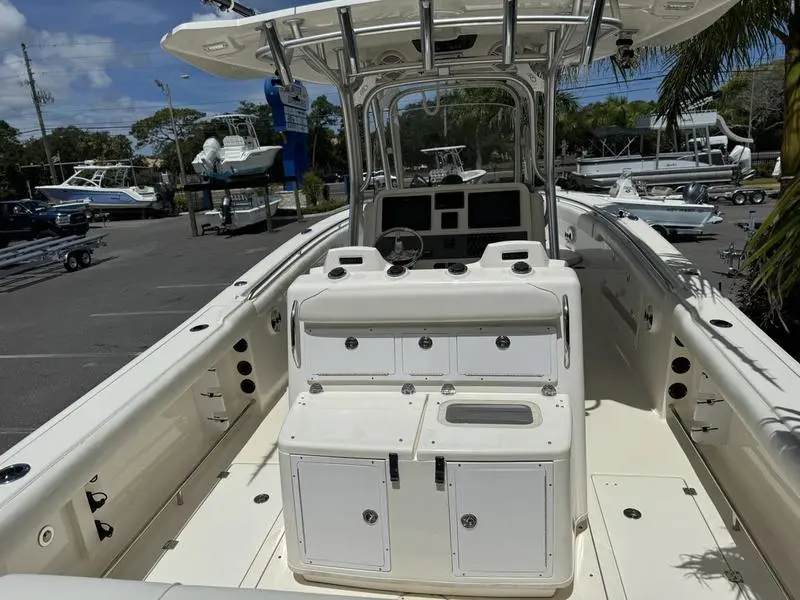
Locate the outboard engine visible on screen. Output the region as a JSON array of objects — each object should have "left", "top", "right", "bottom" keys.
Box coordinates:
[
  {"left": 196, "top": 137, "right": 222, "bottom": 174},
  {"left": 682, "top": 182, "right": 709, "bottom": 205},
  {"left": 729, "top": 144, "right": 753, "bottom": 177},
  {"left": 221, "top": 193, "right": 233, "bottom": 225}
]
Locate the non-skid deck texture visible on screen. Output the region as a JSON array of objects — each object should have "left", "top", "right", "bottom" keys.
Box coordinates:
[{"left": 145, "top": 341, "right": 779, "bottom": 599}]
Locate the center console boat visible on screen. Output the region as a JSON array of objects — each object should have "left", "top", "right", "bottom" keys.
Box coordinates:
[{"left": 1, "top": 1, "right": 798, "bottom": 599}]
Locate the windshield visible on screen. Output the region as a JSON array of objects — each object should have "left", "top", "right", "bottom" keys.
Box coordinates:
[{"left": 21, "top": 200, "right": 50, "bottom": 212}]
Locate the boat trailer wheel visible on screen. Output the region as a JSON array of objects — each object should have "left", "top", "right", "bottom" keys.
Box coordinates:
[{"left": 64, "top": 250, "right": 92, "bottom": 272}]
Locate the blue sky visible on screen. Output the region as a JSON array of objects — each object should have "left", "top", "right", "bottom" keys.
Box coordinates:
[
  {"left": 0, "top": 0, "right": 785, "bottom": 143},
  {"left": 0, "top": 0, "right": 327, "bottom": 140}
]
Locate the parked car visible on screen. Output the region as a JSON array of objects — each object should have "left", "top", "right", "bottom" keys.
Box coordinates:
[
  {"left": 322, "top": 173, "right": 344, "bottom": 183},
  {"left": 362, "top": 170, "right": 398, "bottom": 189},
  {"left": 0, "top": 199, "right": 90, "bottom": 248}
]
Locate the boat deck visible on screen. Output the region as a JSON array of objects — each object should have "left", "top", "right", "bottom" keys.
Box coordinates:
[{"left": 137, "top": 324, "right": 782, "bottom": 600}]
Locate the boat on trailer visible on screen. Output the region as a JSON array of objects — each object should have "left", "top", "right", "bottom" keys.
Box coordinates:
[
  {"left": 564, "top": 111, "right": 754, "bottom": 189},
  {"left": 2, "top": 1, "right": 799, "bottom": 599},
  {"left": 563, "top": 170, "right": 723, "bottom": 237}
]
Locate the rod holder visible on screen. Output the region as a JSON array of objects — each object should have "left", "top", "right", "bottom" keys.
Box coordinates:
[
  {"left": 263, "top": 20, "right": 293, "bottom": 86},
  {"left": 338, "top": 7, "right": 360, "bottom": 75},
  {"left": 501, "top": 0, "right": 517, "bottom": 66},
  {"left": 419, "top": 0, "right": 434, "bottom": 72}
]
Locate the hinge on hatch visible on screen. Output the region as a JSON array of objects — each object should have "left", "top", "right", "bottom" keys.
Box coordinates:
[
  {"left": 691, "top": 426, "right": 719, "bottom": 433},
  {"left": 389, "top": 453, "right": 399, "bottom": 483},
  {"left": 217, "top": 471, "right": 230, "bottom": 479},
  {"left": 682, "top": 487, "right": 697, "bottom": 496},
  {"left": 162, "top": 540, "right": 179, "bottom": 550}
]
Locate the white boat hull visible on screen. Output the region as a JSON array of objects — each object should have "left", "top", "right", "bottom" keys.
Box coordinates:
[
  {"left": 560, "top": 187, "right": 720, "bottom": 233},
  {"left": 0, "top": 203, "right": 797, "bottom": 598},
  {"left": 198, "top": 195, "right": 281, "bottom": 232},
  {"left": 192, "top": 147, "right": 282, "bottom": 178}
]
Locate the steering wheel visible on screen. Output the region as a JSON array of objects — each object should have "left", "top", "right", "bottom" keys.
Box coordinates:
[{"left": 374, "top": 227, "right": 425, "bottom": 268}]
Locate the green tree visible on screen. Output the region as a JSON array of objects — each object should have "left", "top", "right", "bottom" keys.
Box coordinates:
[
  {"left": 0, "top": 121, "right": 25, "bottom": 199},
  {"left": 237, "top": 101, "right": 280, "bottom": 146},
  {"left": 448, "top": 88, "right": 515, "bottom": 169},
  {"left": 130, "top": 107, "right": 206, "bottom": 175},
  {"left": 308, "top": 95, "right": 341, "bottom": 171},
  {"left": 649, "top": 1, "right": 796, "bottom": 312},
  {"left": 715, "top": 60, "right": 784, "bottom": 150},
  {"left": 45, "top": 126, "right": 133, "bottom": 166}
]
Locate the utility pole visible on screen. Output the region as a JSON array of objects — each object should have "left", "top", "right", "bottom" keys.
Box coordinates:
[
  {"left": 21, "top": 43, "right": 58, "bottom": 185},
  {"left": 156, "top": 78, "right": 197, "bottom": 236}
]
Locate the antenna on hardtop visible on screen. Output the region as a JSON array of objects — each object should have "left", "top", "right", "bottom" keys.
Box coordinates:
[{"left": 200, "top": 0, "right": 256, "bottom": 17}]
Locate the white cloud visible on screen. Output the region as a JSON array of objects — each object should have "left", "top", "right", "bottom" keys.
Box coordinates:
[
  {"left": 94, "top": 0, "right": 167, "bottom": 25},
  {"left": 0, "top": 0, "right": 25, "bottom": 41},
  {"left": 0, "top": 31, "right": 119, "bottom": 135}
]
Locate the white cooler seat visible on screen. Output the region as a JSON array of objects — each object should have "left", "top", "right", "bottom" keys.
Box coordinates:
[{"left": 278, "top": 389, "right": 573, "bottom": 596}]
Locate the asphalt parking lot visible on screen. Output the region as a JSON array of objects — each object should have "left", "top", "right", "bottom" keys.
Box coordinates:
[
  {"left": 670, "top": 199, "right": 774, "bottom": 297},
  {"left": 0, "top": 214, "right": 322, "bottom": 454},
  {"left": 0, "top": 196, "right": 775, "bottom": 455}
]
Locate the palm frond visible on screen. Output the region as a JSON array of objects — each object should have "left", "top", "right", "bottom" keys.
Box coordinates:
[
  {"left": 654, "top": 0, "right": 787, "bottom": 133},
  {"left": 745, "top": 175, "right": 800, "bottom": 314}
]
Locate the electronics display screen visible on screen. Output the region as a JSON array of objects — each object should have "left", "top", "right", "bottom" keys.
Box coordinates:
[
  {"left": 467, "top": 190, "right": 521, "bottom": 229},
  {"left": 435, "top": 191, "right": 465, "bottom": 210},
  {"left": 381, "top": 195, "right": 433, "bottom": 231}
]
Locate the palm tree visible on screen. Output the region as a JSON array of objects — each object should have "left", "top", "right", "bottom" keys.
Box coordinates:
[
  {"left": 652, "top": 0, "right": 795, "bottom": 307},
  {"left": 447, "top": 88, "right": 515, "bottom": 168}
]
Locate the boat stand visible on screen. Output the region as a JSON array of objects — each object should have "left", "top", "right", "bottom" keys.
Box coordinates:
[{"left": 719, "top": 210, "right": 759, "bottom": 277}]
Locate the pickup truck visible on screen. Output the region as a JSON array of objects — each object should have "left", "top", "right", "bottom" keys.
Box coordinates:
[{"left": 0, "top": 199, "right": 90, "bottom": 248}]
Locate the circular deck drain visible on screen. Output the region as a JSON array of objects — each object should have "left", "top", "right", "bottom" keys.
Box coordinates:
[
  {"left": 38, "top": 526, "right": 55, "bottom": 547},
  {"left": 362, "top": 509, "right": 379, "bottom": 524},
  {"left": 460, "top": 514, "right": 478, "bottom": 529},
  {"left": 253, "top": 494, "right": 270, "bottom": 504},
  {"left": 623, "top": 508, "right": 642, "bottom": 519}
]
